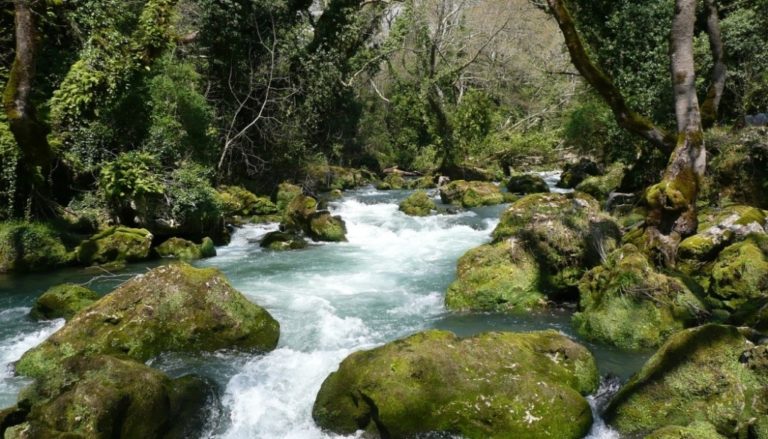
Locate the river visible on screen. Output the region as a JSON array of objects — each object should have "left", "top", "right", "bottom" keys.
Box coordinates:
[{"left": 0, "top": 184, "right": 648, "bottom": 438}]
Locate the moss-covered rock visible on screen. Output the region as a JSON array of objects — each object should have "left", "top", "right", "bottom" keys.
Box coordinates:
[
  {"left": 706, "top": 235, "right": 768, "bottom": 320},
  {"left": 445, "top": 240, "right": 545, "bottom": 312},
  {"left": 605, "top": 325, "right": 768, "bottom": 438},
  {"left": 218, "top": 185, "right": 278, "bottom": 218},
  {"left": 305, "top": 165, "right": 364, "bottom": 192},
  {"left": 75, "top": 226, "right": 153, "bottom": 266},
  {"left": 375, "top": 174, "right": 407, "bottom": 190},
  {"left": 30, "top": 284, "right": 99, "bottom": 321},
  {"left": 506, "top": 174, "right": 550, "bottom": 194},
  {"left": 492, "top": 193, "right": 621, "bottom": 296},
  {"left": 155, "top": 237, "right": 217, "bottom": 260},
  {"left": 572, "top": 245, "right": 706, "bottom": 350},
  {"left": 307, "top": 211, "right": 347, "bottom": 242},
  {"left": 705, "top": 127, "right": 768, "bottom": 209},
  {"left": 313, "top": 330, "right": 599, "bottom": 439},
  {"left": 275, "top": 182, "right": 302, "bottom": 211},
  {"left": 281, "top": 194, "right": 318, "bottom": 233},
  {"left": 644, "top": 422, "right": 726, "bottom": 439},
  {"left": 260, "top": 231, "right": 308, "bottom": 251},
  {"left": 575, "top": 163, "right": 625, "bottom": 201},
  {"left": 408, "top": 175, "right": 436, "bottom": 189},
  {"left": 16, "top": 263, "right": 279, "bottom": 380},
  {"left": 399, "top": 191, "right": 436, "bottom": 216},
  {"left": 0, "top": 222, "right": 73, "bottom": 273},
  {"left": 5, "top": 355, "right": 212, "bottom": 439},
  {"left": 439, "top": 180, "right": 504, "bottom": 208},
  {"left": 557, "top": 159, "right": 602, "bottom": 189}
]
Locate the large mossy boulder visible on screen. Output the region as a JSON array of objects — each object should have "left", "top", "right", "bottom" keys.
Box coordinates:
[
  {"left": 492, "top": 193, "right": 621, "bottom": 296},
  {"left": 375, "top": 173, "right": 407, "bottom": 190},
  {"left": 0, "top": 222, "right": 73, "bottom": 273},
  {"left": 399, "top": 191, "right": 436, "bottom": 217},
  {"left": 557, "top": 159, "right": 602, "bottom": 189},
  {"left": 155, "top": 237, "right": 216, "bottom": 260},
  {"left": 645, "top": 422, "right": 726, "bottom": 439},
  {"left": 275, "top": 182, "right": 303, "bottom": 211},
  {"left": 313, "top": 330, "right": 599, "bottom": 439},
  {"left": 218, "top": 185, "right": 278, "bottom": 218},
  {"left": 572, "top": 244, "right": 706, "bottom": 350},
  {"left": 75, "top": 226, "right": 153, "bottom": 266},
  {"left": 308, "top": 211, "right": 347, "bottom": 242},
  {"left": 445, "top": 239, "right": 545, "bottom": 312},
  {"left": 506, "top": 174, "right": 550, "bottom": 194},
  {"left": 575, "top": 163, "right": 625, "bottom": 201},
  {"left": 605, "top": 325, "right": 768, "bottom": 438},
  {"left": 439, "top": 180, "right": 504, "bottom": 208},
  {"left": 260, "top": 231, "right": 308, "bottom": 251},
  {"left": 16, "top": 263, "right": 279, "bottom": 380},
  {"left": 281, "top": 194, "right": 318, "bottom": 233},
  {"left": 30, "top": 283, "right": 99, "bottom": 320},
  {"left": 5, "top": 355, "right": 212, "bottom": 439}
]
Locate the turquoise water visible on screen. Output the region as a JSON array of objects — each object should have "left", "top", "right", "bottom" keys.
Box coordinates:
[{"left": 0, "top": 186, "right": 648, "bottom": 438}]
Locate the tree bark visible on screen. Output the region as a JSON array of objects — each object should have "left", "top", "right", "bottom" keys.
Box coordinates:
[
  {"left": 545, "top": 0, "right": 674, "bottom": 153},
  {"left": 644, "top": 0, "right": 705, "bottom": 264},
  {"left": 2, "top": 0, "right": 54, "bottom": 217},
  {"left": 700, "top": 0, "right": 726, "bottom": 128}
]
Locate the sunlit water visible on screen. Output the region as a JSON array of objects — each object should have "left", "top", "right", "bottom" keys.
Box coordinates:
[{"left": 0, "top": 186, "right": 645, "bottom": 438}]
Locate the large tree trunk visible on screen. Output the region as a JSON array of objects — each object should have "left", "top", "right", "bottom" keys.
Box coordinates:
[
  {"left": 3, "top": 0, "right": 54, "bottom": 218},
  {"left": 700, "top": 0, "right": 726, "bottom": 128},
  {"left": 645, "top": 0, "right": 705, "bottom": 264}
]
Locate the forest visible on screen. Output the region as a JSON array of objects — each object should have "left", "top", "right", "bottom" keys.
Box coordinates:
[{"left": 1, "top": 0, "right": 768, "bottom": 437}]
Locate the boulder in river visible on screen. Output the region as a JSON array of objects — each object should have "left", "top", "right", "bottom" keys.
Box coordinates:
[
  {"left": 375, "top": 174, "right": 407, "bottom": 190},
  {"left": 275, "top": 182, "right": 303, "bottom": 211},
  {"left": 30, "top": 283, "right": 99, "bottom": 320},
  {"left": 439, "top": 180, "right": 504, "bottom": 208},
  {"left": 282, "top": 194, "right": 318, "bottom": 233},
  {"left": 605, "top": 324, "right": 768, "bottom": 437},
  {"left": 0, "top": 222, "right": 73, "bottom": 273},
  {"left": 75, "top": 226, "right": 153, "bottom": 266},
  {"left": 308, "top": 211, "right": 347, "bottom": 242},
  {"left": 218, "top": 185, "right": 278, "bottom": 219},
  {"left": 313, "top": 329, "right": 599, "bottom": 439},
  {"left": 399, "top": 191, "right": 436, "bottom": 216},
  {"left": 155, "top": 236, "right": 217, "bottom": 260},
  {"left": 506, "top": 173, "right": 550, "bottom": 194},
  {"left": 260, "top": 231, "right": 308, "bottom": 250},
  {"left": 572, "top": 244, "right": 706, "bottom": 350},
  {"left": 16, "top": 263, "right": 279, "bottom": 380},
  {"left": 4, "top": 355, "right": 213, "bottom": 439},
  {"left": 445, "top": 239, "right": 545, "bottom": 312},
  {"left": 492, "top": 192, "right": 621, "bottom": 297}
]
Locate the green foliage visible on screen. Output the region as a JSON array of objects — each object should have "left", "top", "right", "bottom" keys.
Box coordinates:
[
  {"left": 0, "top": 113, "right": 18, "bottom": 220},
  {"left": 100, "top": 151, "right": 163, "bottom": 203},
  {"left": 452, "top": 90, "right": 495, "bottom": 159},
  {"left": 163, "top": 162, "right": 222, "bottom": 229}
]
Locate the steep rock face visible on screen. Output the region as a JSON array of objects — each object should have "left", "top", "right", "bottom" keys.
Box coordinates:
[
  {"left": 313, "top": 330, "right": 598, "bottom": 439},
  {"left": 399, "top": 191, "right": 436, "bottom": 217},
  {"left": 4, "top": 355, "right": 213, "bottom": 439},
  {"left": 30, "top": 283, "right": 99, "bottom": 320},
  {"left": 0, "top": 223, "right": 73, "bottom": 273},
  {"left": 572, "top": 244, "right": 706, "bottom": 350},
  {"left": 445, "top": 240, "right": 545, "bottom": 312},
  {"left": 605, "top": 325, "right": 768, "bottom": 438},
  {"left": 492, "top": 192, "right": 620, "bottom": 297},
  {"left": 439, "top": 180, "right": 504, "bottom": 208},
  {"left": 75, "top": 226, "right": 153, "bottom": 265},
  {"left": 16, "top": 263, "right": 279, "bottom": 380}
]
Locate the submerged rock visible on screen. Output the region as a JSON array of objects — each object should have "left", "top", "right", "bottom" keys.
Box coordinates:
[
  {"left": 439, "top": 180, "right": 504, "bottom": 208},
  {"left": 399, "top": 191, "right": 436, "bottom": 216},
  {"left": 75, "top": 226, "right": 153, "bottom": 265},
  {"left": 260, "top": 231, "right": 308, "bottom": 251},
  {"left": 492, "top": 193, "right": 620, "bottom": 297},
  {"left": 573, "top": 244, "right": 706, "bottom": 350},
  {"left": 445, "top": 239, "right": 545, "bottom": 312},
  {"left": 313, "top": 330, "right": 598, "bottom": 439},
  {"left": 155, "top": 237, "right": 216, "bottom": 260},
  {"left": 16, "top": 263, "right": 279, "bottom": 380},
  {"left": 0, "top": 222, "right": 73, "bottom": 273},
  {"left": 506, "top": 174, "right": 550, "bottom": 194},
  {"left": 30, "top": 283, "right": 99, "bottom": 320},
  {"left": 605, "top": 324, "right": 768, "bottom": 437},
  {"left": 4, "top": 355, "right": 213, "bottom": 439}
]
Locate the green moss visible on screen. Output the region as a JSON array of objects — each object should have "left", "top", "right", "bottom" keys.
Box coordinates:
[
  {"left": 218, "top": 185, "right": 277, "bottom": 217},
  {"left": 575, "top": 163, "right": 625, "bottom": 201},
  {"left": 0, "top": 222, "right": 73, "bottom": 273},
  {"left": 573, "top": 244, "right": 706, "bottom": 350},
  {"left": 281, "top": 194, "right": 318, "bottom": 233},
  {"left": 408, "top": 175, "right": 437, "bottom": 189},
  {"left": 606, "top": 325, "right": 768, "bottom": 437},
  {"left": 376, "top": 174, "right": 407, "bottom": 190},
  {"left": 399, "top": 191, "right": 436, "bottom": 216},
  {"left": 439, "top": 180, "right": 504, "bottom": 208},
  {"left": 16, "top": 263, "right": 279, "bottom": 380},
  {"left": 260, "top": 231, "right": 308, "bottom": 251},
  {"left": 506, "top": 174, "right": 550, "bottom": 194},
  {"left": 305, "top": 165, "right": 364, "bottom": 191},
  {"left": 308, "top": 212, "right": 347, "bottom": 242},
  {"left": 75, "top": 226, "right": 153, "bottom": 265},
  {"left": 445, "top": 241, "right": 545, "bottom": 312},
  {"left": 707, "top": 236, "right": 768, "bottom": 315},
  {"left": 155, "top": 237, "right": 216, "bottom": 260},
  {"left": 644, "top": 421, "right": 726, "bottom": 439},
  {"left": 275, "top": 182, "right": 302, "bottom": 211},
  {"left": 312, "top": 330, "right": 598, "bottom": 439},
  {"left": 31, "top": 283, "right": 99, "bottom": 320}
]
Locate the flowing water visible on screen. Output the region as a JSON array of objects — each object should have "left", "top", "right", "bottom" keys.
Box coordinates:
[{"left": 0, "top": 184, "right": 648, "bottom": 438}]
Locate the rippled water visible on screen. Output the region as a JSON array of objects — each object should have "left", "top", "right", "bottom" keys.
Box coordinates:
[{"left": 0, "top": 185, "right": 647, "bottom": 438}]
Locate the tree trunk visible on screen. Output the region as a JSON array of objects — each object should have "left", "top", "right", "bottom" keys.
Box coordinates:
[
  {"left": 2, "top": 0, "right": 54, "bottom": 218},
  {"left": 700, "top": 0, "right": 726, "bottom": 128},
  {"left": 645, "top": 0, "right": 705, "bottom": 264}
]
